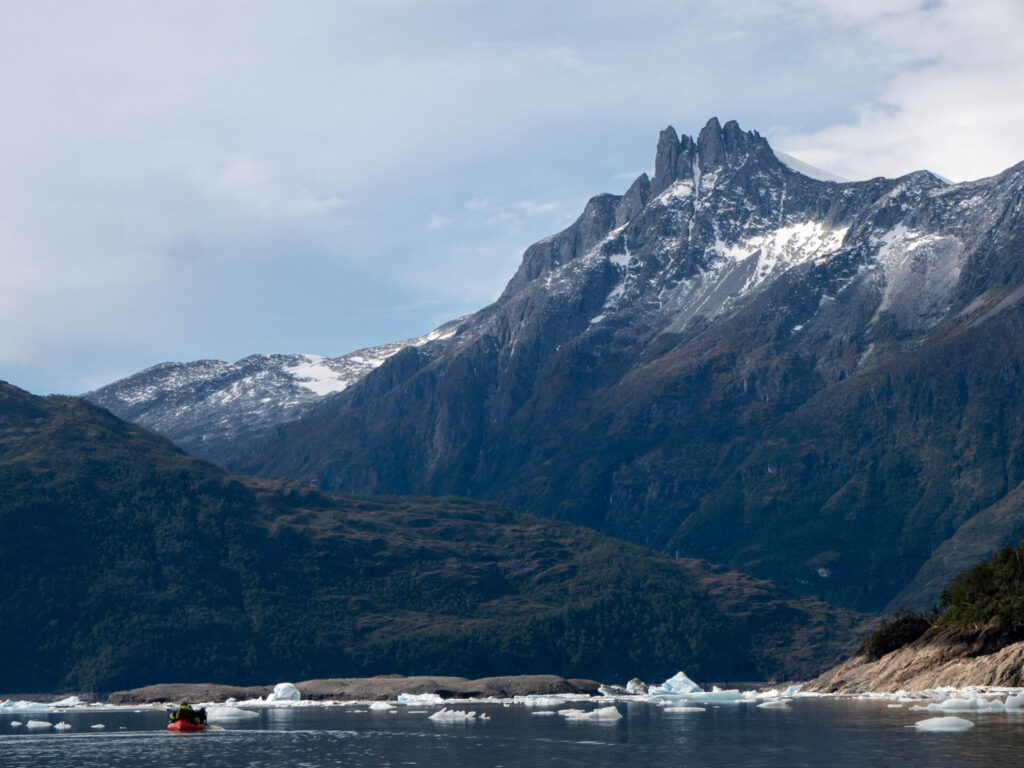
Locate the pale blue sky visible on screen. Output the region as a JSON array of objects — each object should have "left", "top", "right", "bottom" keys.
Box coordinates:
[{"left": 3, "top": 0, "right": 1023, "bottom": 394}]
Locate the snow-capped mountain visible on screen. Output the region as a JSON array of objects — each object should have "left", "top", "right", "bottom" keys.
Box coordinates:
[
  {"left": 85, "top": 323, "right": 460, "bottom": 459},
  {"left": 91, "top": 118, "right": 1024, "bottom": 616}
]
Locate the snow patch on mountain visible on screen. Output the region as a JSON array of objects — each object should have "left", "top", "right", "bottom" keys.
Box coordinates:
[
  {"left": 871, "top": 225, "right": 966, "bottom": 327},
  {"left": 284, "top": 355, "right": 354, "bottom": 396},
  {"left": 84, "top": 321, "right": 464, "bottom": 458},
  {"left": 712, "top": 221, "right": 849, "bottom": 293},
  {"left": 773, "top": 150, "right": 848, "bottom": 183}
]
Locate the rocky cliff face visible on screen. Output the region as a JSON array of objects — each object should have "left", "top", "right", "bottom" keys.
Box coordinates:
[
  {"left": 88, "top": 118, "right": 1024, "bottom": 614},
  {"left": 808, "top": 628, "right": 1024, "bottom": 692}
]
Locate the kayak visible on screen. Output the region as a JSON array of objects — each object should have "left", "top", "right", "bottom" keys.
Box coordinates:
[{"left": 167, "top": 719, "right": 205, "bottom": 732}]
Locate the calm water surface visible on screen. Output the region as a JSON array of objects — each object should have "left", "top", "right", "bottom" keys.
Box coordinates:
[{"left": 2, "top": 699, "right": 1022, "bottom": 767}]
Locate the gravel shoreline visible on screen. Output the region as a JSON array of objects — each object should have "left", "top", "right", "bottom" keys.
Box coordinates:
[{"left": 104, "top": 674, "right": 603, "bottom": 704}]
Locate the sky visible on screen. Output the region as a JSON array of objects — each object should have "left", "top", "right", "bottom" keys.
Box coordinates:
[{"left": 3, "top": 0, "right": 1024, "bottom": 395}]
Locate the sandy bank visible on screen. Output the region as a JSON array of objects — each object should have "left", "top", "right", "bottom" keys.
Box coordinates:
[{"left": 107, "top": 674, "right": 602, "bottom": 704}]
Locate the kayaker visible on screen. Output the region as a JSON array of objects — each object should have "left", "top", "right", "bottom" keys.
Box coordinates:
[{"left": 169, "top": 702, "right": 207, "bottom": 724}]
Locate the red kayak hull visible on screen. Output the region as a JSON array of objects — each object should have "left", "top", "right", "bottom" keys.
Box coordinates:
[{"left": 167, "top": 719, "right": 205, "bottom": 732}]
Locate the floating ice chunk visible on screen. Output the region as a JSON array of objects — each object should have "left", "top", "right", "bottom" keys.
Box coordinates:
[
  {"left": 397, "top": 693, "right": 444, "bottom": 704},
  {"left": 54, "top": 722, "right": 71, "bottom": 730},
  {"left": 785, "top": 685, "right": 803, "bottom": 695},
  {"left": 914, "top": 716, "right": 975, "bottom": 731},
  {"left": 25, "top": 720, "right": 53, "bottom": 729},
  {"left": 888, "top": 705, "right": 904, "bottom": 709},
  {"left": 1006, "top": 693, "right": 1024, "bottom": 709},
  {"left": 1, "top": 700, "right": 52, "bottom": 713},
  {"left": 690, "top": 688, "right": 743, "bottom": 703},
  {"left": 266, "top": 683, "right": 300, "bottom": 702},
  {"left": 520, "top": 696, "right": 565, "bottom": 708},
  {"left": 663, "top": 706, "right": 704, "bottom": 713},
  {"left": 938, "top": 697, "right": 981, "bottom": 712},
  {"left": 429, "top": 708, "right": 479, "bottom": 722},
  {"left": 206, "top": 706, "right": 260, "bottom": 721},
  {"left": 559, "top": 706, "right": 622, "bottom": 721},
  {"left": 650, "top": 671, "right": 701, "bottom": 695},
  {"left": 757, "top": 700, "right": 791, "bottom": 709},
  {"left": 90, "top": 724, "right": 105, "bottom": 729},
  {"left": 10, "top": 721, "right": 21, "bottom": 727},
  {"left": 51, "top": 696, "right": 82, "bottom": 707},
  {"left": 531, "top": 711, "right": 557, "bottom": 717},
  {"left": 626, "top": 678, "right": 648, "bottom": 695},
  {"left": 369, "top": 702, "right": 394, "bottom": 711}
]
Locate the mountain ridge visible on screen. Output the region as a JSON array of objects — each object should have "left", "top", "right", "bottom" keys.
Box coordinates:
[{"left": 85, "top": 118, "right": 1024, "bottom": 615}]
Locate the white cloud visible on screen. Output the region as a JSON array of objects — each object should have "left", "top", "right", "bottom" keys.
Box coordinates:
[
  {"left": 512, "top": 201, "right": 559, "bottom": 215},
  {"left": 4, "top": 0, "right": 1024, "bottom": 392},
  {"left": 768, "top": 0, "right": 1024, "bottom": 181}
]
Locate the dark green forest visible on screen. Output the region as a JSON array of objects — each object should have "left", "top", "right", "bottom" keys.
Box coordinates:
[
  {"left": 858, "top": 538, "right": 1024, "bottom": 659},
  {"left": 0, "top": 382, "right": 867, "bottom": 693}
]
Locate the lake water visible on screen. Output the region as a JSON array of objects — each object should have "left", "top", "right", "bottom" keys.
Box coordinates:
[{"left": 2, "top": 698, "right": 1022, "bottom": 767}]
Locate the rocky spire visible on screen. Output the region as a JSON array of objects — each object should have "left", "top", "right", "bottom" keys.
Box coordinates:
[{"left": 651, "top": 118, "right": 778, "bottom": 196}]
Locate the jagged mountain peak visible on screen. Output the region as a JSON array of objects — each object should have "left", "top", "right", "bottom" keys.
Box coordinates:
[
  {"left": 652, "top": 118, "right": 778, "bottom": 196},
  {"left": 86, "top": 121, "right": 1024, "bottom": 618}
]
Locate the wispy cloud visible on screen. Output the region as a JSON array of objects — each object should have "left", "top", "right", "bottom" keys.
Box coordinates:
[{"left": 427, "top": 214, "right": 452, "bottom": 229}]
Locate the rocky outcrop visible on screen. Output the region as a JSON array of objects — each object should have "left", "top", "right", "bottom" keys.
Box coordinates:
[
  {"left": 807, "top": 628, "right": 1024, "bottom": 693},
  {"left": 107, "top": 674, "right": 602, "bottom": 704}
]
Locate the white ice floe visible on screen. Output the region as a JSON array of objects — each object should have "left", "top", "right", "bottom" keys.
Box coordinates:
[
  {"left": 663, "top": 706, "right": 705, "bottom": 713},
  {"left": 206, "top": 706, "right": 260, "bottom": 721},
  {"left": 397, "top": 693, "right": 445, "bottom": 704},
  {"left": 1, "top": 700, "right": 52, "bottom": 713},
  {"left": 911, "top": 695, "right": 1005, "bottom": 713},
  {"left": 1005, "top": 693, "right": 1024, "bottom": 709},
  {"left": 53, "top": 722, "right": 71, "bottom": 730},
  {"left": 25, "top": 720, "right": 53, "bottom": 729},
  {"left": 90, "top": 724, "right": 105, "bottom": 729},
  {"left": 51, "top": 696, "right": 82, "bottom": 708},
  {"left": 9, "top": 721, "right": 22, "bottom": 727},
  {"left": 428, "top": 708, "right": 484, "bottom": 722},
  {"left": 914, "top": 716, "right": 975, "bottom": 732},
  {"left": 518, "top": 696, "right": 568, "bottom": 708},
  {"left": 531, "top": 711, "right": 557, "bottom": 716},
  {"left": 559, "top": 706, "right": 622, "bottom": 721},
  {"left": 369, "top": 702, "right": 394, "bottom": 711},
  {"left": 649, "top": 671, "right": 702, "bottom": 695},
  {"left": 266, "top": 682, "right": 300, "bottom": 702},
  {"left": 757, "top": 700, "right": 792, "bottom": 709}
]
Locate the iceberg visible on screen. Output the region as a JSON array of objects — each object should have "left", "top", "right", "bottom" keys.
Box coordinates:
[
  {"left": 51, "top": 696, "right": 82, "bottom": 707},
  {"left": 914, "top": 716, "right": 975, "bottom": 731},
  {"left": 90, "top": 724, "right": 105, "bottom": 729},
  {"left": 518, "top": 696, "right": 565, "bottom": 708},
  {"left": 397, "top": 693, "right": 445, "bottom": 704},
  {"left": 369, "top": 702, "right": 394, "bottom": 711},
  {"left": 1006, "top": 693, "right": 1024, "bottom": 709},
  {"left": 649, "top": 671, "right": 701, "bottom": 695},
  {"left": 206, "top": 706, "right": 260, "bottom": 721},
  {"left": 663, "top": 706, "right": 705, "bottom": 713},
  {"left": 911, "top": 695, "right": 1006, "bottom": 713},
  {"left": 54, "top": 722, "right": 71, "bottom": 730},
  {"left": 559, "top": 706, "right": 622, "bottom": 721},
  {"left": 626, "top": 678, "right": 648, "bottom": 695},
  {"left": 25, "top": 720, "right": 53, "bottom": 729},
  {"left": 1, "top": 700, "right": 52, "bottom": 713},
  {"left": 266, "top": 682, "right": 300, "bottom": 702},
  {"left": 428, "top": 708, "right": 481, "bottom": 722}
]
